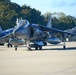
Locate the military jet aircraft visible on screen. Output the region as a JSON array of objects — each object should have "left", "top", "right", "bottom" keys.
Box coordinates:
[
  {"left": 65, "top": 26, "right": 76, "bottom": 40},
  {"left": 0, "top": 24, "right": 25, "bottom": 50},
  {"left": 13, "top": 16, "right": 76, "bottom": 51},
  {"left": 0, "top": 27, "right": 14, "bottom": 47}
]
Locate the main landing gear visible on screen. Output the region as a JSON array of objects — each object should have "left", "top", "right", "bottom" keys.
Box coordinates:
[
  {"left": 35, "top": 44, "right": 42, "bottom": 50},
  {"left": 26, "top": 40, "right": 32, "bottom": 51},
  {"left": 63, "top": 36, "right": 66, "bottom": 49},
  {"left": 7, "top": 43, "right": 12, "bottom": 47},
  {"left": 14, "top": 45, "right": 18, "bottom": 51},
  {"left": 30, "top": 44, "right": 42, "bottom": 50},
  {"left": 63, "top": 45, "right": 66, "bottom": 49}
]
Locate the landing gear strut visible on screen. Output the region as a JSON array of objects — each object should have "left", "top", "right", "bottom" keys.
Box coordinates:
[
  {"left": 14, "top": 46, "right": 18, "bottom": 51},
  {"left": 26, "top": 40, "right": 32, "bottom": 51},
  {"left": 63, "top": 35, "right": 66, "bottom": 49}
]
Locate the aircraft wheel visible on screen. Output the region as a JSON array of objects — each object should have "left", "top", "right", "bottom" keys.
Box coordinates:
[
  {"left": 15, "top": 47, "right": 17, "bottom": 51},
  {"left": 7, "top": 43, "right": 12, "bottom": 47},
  {"left": 11, "top": 45, "right": 12, "bottom": 47},
  {"left": 63, "top": 45, "right": 66, "bottom": 49},
  {"left": 39, "top": 45, "right": 42, "bottom": 50},
  {"left": 10, "top": 44, "right": 12, "bottom": 47},
  {"left": 7, "top": 44, "right": 10, "bottom": 47},
  {"left": 14, "top": 46, "right": 17, "bottom": 51},
  {"left": 35, "top": 45, "right": 38, "bottom": 50}
]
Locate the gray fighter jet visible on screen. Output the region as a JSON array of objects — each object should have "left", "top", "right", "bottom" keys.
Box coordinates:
[
  {"left": 0, "top": 26, "right": 25, "bottom": 50},
  {"left": 13, "top": 16, "right": 76, "bottom": 51}
]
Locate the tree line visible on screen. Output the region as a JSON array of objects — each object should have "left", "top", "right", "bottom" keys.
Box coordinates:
[{"left": 0, "top": 0, "right": 76, "bottom": 30}]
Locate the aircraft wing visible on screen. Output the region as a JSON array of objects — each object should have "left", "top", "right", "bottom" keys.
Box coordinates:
[
  {"left": 39, "top": 25, "right": 76, "bottom": 37},
  {"left": 0, "top": 28, "right": 14, "bottom": 39}
]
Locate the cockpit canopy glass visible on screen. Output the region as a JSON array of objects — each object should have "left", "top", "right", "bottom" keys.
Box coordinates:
[{"left": 18, "top": 20, "right": 29, "bottom": 26}]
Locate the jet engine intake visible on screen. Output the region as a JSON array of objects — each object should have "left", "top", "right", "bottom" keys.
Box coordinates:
[{"left": 29, "top": 25, "right": 46, "bottom": 41}]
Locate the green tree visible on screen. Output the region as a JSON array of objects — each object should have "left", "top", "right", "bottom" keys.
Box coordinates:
[
  {"left": 59, "top": 16, "right": 75, "bottom": 30},
  {"left": 0, "top": 2, "right": 21, "bottom": 29},
  {"left": 0, "top": 1, "right": 76, "bottom": 30},
  {"left": 44, "top": 12, "right": 76, "bottom": 30},
  {"left": 0, "top": 0, "right": 10, "bottom": 3},
  {"left": 21, "top": 5, "right": 45, "bottom": 25}
]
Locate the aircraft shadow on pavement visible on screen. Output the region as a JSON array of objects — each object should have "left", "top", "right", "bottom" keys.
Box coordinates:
[
  {"left": 41, "top": 47, "right": 76, "bottom": 51},
  {"left": 0, "top": 45, "right": 76, "bottom": 51}
]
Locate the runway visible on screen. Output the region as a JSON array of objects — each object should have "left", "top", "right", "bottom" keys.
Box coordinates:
[{"left": 0, "top": 42, "right": 76, "bottom": 75}]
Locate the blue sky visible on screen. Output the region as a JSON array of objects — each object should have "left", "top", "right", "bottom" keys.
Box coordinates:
[{"left": 11, "top": 0, "right": 76, "bottom": 17}]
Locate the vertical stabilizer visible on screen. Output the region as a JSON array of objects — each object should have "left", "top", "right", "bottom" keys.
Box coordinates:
[
  {"left": 47, "top": 14, "right": 52, "bottom": 28},
  {"left": 0, "top": 26, "right": 3, "bottom": 33}
]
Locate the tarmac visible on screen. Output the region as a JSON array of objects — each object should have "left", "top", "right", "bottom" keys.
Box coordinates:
[{"left": 0, "top": 42, "right": 76, "bottom": 75}]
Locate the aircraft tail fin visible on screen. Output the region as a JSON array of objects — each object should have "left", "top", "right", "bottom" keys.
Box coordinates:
[
  {"left": 0, "top": 26, "right": 3, "bottom": 33},
  {"left": 47, "top": 15, "right": 52, "bottom": 28}
]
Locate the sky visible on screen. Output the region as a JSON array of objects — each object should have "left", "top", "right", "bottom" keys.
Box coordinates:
[{"left": 11, "top": 0, "right": 76, "bottom": 17}]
